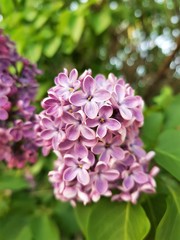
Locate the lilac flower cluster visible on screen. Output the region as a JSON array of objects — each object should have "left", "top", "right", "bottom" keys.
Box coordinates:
[
  {"left": 0, "top": 30, "right": 40, "bottom": 168},
  {"left": 37, "top": 68, "right": 159, "bottom": 206}
]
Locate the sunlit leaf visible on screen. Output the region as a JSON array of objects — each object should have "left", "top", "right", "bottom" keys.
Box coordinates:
[
  {"left": 155, "top": 130, "right": 180, "bottom": 181},
  {"left": 87, "top": 199, "right": 150, "bottom": 240},
  {"left": 155, "top": 186, "right": 180, "bottom": 240}
]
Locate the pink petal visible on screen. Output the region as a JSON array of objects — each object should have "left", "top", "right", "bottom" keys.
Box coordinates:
[
  {"left": 77, "top": 169, "right": 90, "bottom": 185},
  {"left": 95, "top": 177, "right": 108, "bottom": 194},
  {"left": 120, "top": 105, "right": 132, "bottom": 120},
  {"left": 52, "top": 133, "right": 64, "bottom": 150},
  {"left": 114, "top": 84, "right": 125, "bottom": 103},
  {"left": 63, "top": 187, "right": 77, "bottom": 198},
  {"left": 69, "top": 68, "right": 78, "bottom": 82},
  {"left": 0, "top": 108, "right": 8, "bottom": 120},
  {"left": 92, "top": 143, "right": 104, "bottom": 154},
  {"left": 41, "top": 129, "right": 55, "bottom": 140},
  {"left": 74, "top": 142, "right": 88, "bottom": 158},
  {"left": 93, "top": 90, "right": 111, "bottom": 102},
  {"left": 110, "top": 146, "right": 124, "bottom": 160},
  {"left": 99, "top": 105, "right": 113, "bottom": 118},
  {"left": 66, "top": 125, "right": 80, "bottom": 141},
  {"left": 63, "top": 167, "right": 78, "bottom": 181},
  {"left": 123, "top": 96, "right": 140, "bottom": 108},
  {"left": 97, "top": 125, "right": 107, "bottom": 138},
  {"left": 59, "top": 139, "right": 74, "bottom": 151},
  {"left": 123, "top": 176, "right": 134, "bottom": 191},
  {"left": 99, "top": 150, "right": 110, "bottom": 163},
  {"left": 55, "top": 73, "right": 69, "bottom": 86},
  {"left": 84, "top": 101, "right": 99, "bottom": 119},
  {"left": 133, "top": 172, "right": 148, "bottom": 184},
  {"left": 103, "top": 169, "right": 119, "bottom": 181},
  {"left": 62, "top": 112, "right": 77, "bottom": 124},
  {"left": 86, "top": 118, "right": 99, "bottom": 127},
  {"left": 83, "top": 75, "right": 95, "bottom": 95},
  {"left": 106, "top": 119, "right": 121, "bottom": 131},
  {"left": 70, "top": 91, "right": 87, "bottom": 106},
  {"left": 80, "top": 125, "right": 95, "bottom": 140},
  {"left": 42, "top": 118, "right": 54, "bottom": 129}
]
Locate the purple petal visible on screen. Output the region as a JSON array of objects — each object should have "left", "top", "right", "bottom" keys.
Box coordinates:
[
  {"left": 66, "top": 125, "right": 80, "bottom": 141},
  {"left": 80, "top": 125, "right": 95, "bottom": 140},
  {"left": 63, "top": 167, "right": 78, "bottom": 181},
  {"left": 63, "top": 187, "right": 77, "bottom": 198},
  {"left": 74, "top": 142, "right": 88, "bottom": 158},
  {"left": 70, "top": 91, "right": 87, "bottom": 106},
  {"left": 86, "top": 118, "right": 99, "bottom": 127},
  {"left": 0, "top": 108, "right": 8, "bottom": 120},
  {"left": 77, "top": 169, "right": 90, "bottom": 185},
  {"left": 92, "top": 143, "right": 104, "bottom": 154},
  {"left": 110, "top": 146, "right": 124, "bottom": 160},
  {"left": 42, "top": 118, "right": 54, "bottom": 129},
  {"left": 93, "top": 90, "right": 111, "bottom": 102},
  {"left": 99, "top": 150, "right": 110, "bottom": 163},
  {"left": 106, "top": 119, "right": 121, "bottom": 131},
  {"left": 133, "top": 171, "right": 148, "bottom": 184},
  {"left": 52, "top": 133, "right": 64, "bottom": 150},
  {"left": 114, "top": 84, "right": 125, "bottom": 103},
  {"left": 83, "top": 75, "right": 95, "bottom": 95},
  {"left": 99, "top": 105, "right": 113, "bottom": 118},
  {"left": 97, "top": 125, "right": 107, "bottom": 138},
  {"left": 84, "top": 101, "right": 99, "bottom": 119},
  {"left": 119, "top": 105, "right": 132, "bottom": 120},
  {"left": 95, "top": 177, "right": 108, "bottom": 194},
  {"left": 123, "top": 96, "right": 140, "bottom": 108},
  {"left": 62, "top": 112, "right": 77, "bottom": 124},
  {"left": 41, "top": 129, "right": 55, "bottom": 140},
  {"left": 69, "top": 68, "right": 78, "bottom": 82},
  {"left": 59, "top": 139, "right": 74, "bottom": 151},
  {"left": 123, "top": 176, "right": 134, "bottom": 191},
  {"left": 103, "top": 169, "right": 119, "bottom": 181},
  {"left": 55, "top": 73, "right": 69, "bottom": 86}
]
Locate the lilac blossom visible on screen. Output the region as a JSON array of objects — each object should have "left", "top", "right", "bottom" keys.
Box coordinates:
[
  {"left": 70, "top": 75, "right": 111, "bottom": 118},
  {"left": 0, "top": 30, "right": 40, "bottom": 168},
  {"left": 37, "top": 68, "right": 159, "bottom": 206},
  {"left": 87, "top": 105, "right": 121, "bottom": 138}
]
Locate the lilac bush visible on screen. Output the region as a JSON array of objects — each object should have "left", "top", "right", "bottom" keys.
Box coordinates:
[
  {"left": 37, "top": 68, "right": 159, "bottom": 206},
  {"left": 0, "top": 30, "right": 40, "bottom": 168}
]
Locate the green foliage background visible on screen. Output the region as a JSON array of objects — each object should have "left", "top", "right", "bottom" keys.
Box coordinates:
[{"left": 0, "top": 0, "right": 180, "bottom": 240}]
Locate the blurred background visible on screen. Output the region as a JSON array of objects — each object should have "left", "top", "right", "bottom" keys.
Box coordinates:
[{"left": 0, "top": 0, "right": 179, "bottom": 103}]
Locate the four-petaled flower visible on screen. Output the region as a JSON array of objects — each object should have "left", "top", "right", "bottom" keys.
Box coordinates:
[
  {"left": 70, "top": 75, "right": 111, "bottom": 118},
  {"left": 87, "top": 105, "right": 121, "bottom": 138}
]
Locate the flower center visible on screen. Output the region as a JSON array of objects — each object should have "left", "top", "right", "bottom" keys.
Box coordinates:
[
  {"left": 78, "top": 164, "right": 83, "bottom": 169},
  {"left": 69, "top": 87, "right": 74, "bottom": 92},
  {"left": 105, "top": 143, "right": 110, "bottom": 148},
  {"left": 99, "top": 118, "right": 105, "bottom": 123},
  {"left": 87, "top": 95, "right": 92, "bottom": 101}
]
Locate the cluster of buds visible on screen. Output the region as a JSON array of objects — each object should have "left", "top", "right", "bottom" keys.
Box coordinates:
[
  {"left": 0, "top": 30, "right": 40, "bottom": 168},
  {"left": 37, "top": 68, "right": 159, "bottom": 206}
]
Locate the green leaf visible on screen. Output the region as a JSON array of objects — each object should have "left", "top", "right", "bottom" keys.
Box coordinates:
[
  {"left": 87, "top": 199, "right": 150, "bottom": 240},
  {"left": 155, "top": 129, "right": 180, "bottom": 181},
  {"left": 155, "top": 186, "right": 180, "bottom": 240},
  {"left": 89, "top": 8, "right": 111, "bottom": 35},
  {"left": 153, "top": 86, "right": 173, "bottom": 110},
  {"left": 44, "top": 37, "right": 61, "bottom": 57},
  {"left": 74, "top": 203, "right": 93, "bottom": 235},
  {"left": 0, "top": 176, "right": 29, "bottom": 191},
  {"left": 16, "top": 226, "right": 32, "bottom": 240},
  {"left": 69, "top": 15, "right": 85, "bottom": 43},
  {"left": 31, "top": 214, "right": 60, "bottom": 240},
  {"left": 164, "top": 94, "right": 180, "bottom": 130},
  {"left": 141, "top": 112, "right": 164, "bottom": 149}
]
